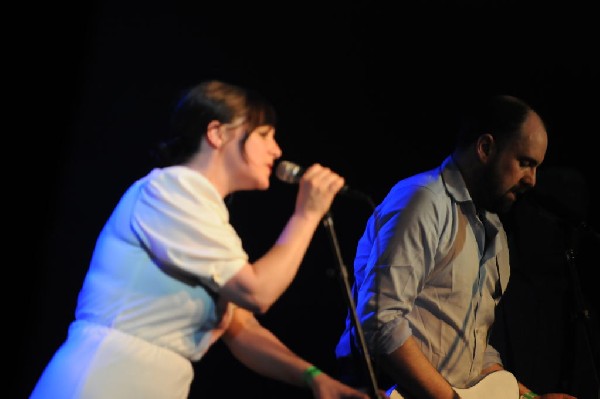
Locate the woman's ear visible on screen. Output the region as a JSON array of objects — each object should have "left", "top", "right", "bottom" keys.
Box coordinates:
[{"left": 205, "top": 120, "right": 223, "bottom": 149}]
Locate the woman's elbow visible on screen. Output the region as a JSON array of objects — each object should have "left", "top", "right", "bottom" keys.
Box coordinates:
[
  {"left": 221, "top": 272, "right": 274, "bottom": 314},
  {"left": 242, "top": 295, "right": 272, "bottom": 314},
  {"left": 220, "top": 287, "right": 273, "bottom": 314}
]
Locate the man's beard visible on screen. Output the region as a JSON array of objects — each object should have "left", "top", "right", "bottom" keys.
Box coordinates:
[{"left": 480, "top": 167, "right": 513, "bottom": 215}]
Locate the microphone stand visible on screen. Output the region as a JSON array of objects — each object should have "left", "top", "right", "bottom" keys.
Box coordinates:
[
  {"left": 563, "top": 221, "right": 600, "bottom": 390},
  {"left": 322, "top": 210, "right": 381, "bottom": 399}
]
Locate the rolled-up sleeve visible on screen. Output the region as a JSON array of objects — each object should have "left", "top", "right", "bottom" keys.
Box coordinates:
[{"left": 358, "top": 185, "right": 441, "bottom": 355}]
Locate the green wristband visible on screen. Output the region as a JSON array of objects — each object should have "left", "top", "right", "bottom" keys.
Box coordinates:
[
  {"left": 520, "top": 392, "right": 539, "bottom": 399},
  {"left": 303, "top": 365, "right": 323, "bottom": 386}
]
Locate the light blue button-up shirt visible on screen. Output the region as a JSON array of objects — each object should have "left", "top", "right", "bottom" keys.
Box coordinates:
[{"left": 336, "top": 156, "right": 510, "bottom": 388}]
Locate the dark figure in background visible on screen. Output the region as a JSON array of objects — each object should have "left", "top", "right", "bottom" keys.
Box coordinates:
[
  {"left": 492, "top": 165, "right": 600, "bottom": 399},
  {"left": 30, "top": 80, "right": 373, "bottom": 399},
  {"left": 335, "top": 95, "right": 577, "bottom": 399}
]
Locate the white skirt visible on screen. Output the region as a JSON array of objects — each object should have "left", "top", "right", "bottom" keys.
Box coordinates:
[{"left": 30, "top": 320, "right": 194, "bottom": 399}]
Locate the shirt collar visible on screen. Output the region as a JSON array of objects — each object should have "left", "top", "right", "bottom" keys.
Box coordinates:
[
  {"left": 441, "top": 155, "right": 504, "bottom": 233},
  {"left": 440, "top": 155, "right": 472, "bottom": 204}
]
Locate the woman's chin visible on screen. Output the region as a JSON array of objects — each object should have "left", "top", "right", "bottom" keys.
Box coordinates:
[{"left": 254, "top": 179, "right": 270, "bottom": 191}]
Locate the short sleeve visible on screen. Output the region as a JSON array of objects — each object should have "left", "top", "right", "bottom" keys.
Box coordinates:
[{"left": 131, "top": 167, "right": 248, "bottom": 292}]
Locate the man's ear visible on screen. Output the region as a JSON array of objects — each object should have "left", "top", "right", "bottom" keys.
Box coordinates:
[
  {"left": 477, "top": 133, "right": 495, "bottom": 162},
  {"left": 205, "top": 120, "right": 223, "bottom": 149}
]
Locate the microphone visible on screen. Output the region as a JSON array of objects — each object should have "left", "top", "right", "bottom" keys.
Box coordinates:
[
  {"left": 276, "top": 160, "right": 353, "bottom": 191},
  {"left": 275, "top": 160, "right": 305, "bottom": 185},
  {"left": 524, "top": 188, "right": 586, "bottom": 226},
  {"left": 275, "top": 160, "right": 372, "bottom": 204},
  {"left": 523, "top": 189, "right": 600, "bottom": 245}
]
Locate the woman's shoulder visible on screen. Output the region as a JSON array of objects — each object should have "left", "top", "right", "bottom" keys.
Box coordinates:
[{"left": 138, "top": 167, "right": 224, "bottom": 215}]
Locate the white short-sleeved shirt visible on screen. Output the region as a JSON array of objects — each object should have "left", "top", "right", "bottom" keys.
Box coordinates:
[
  {"left": 77, "top": 166, "right": 248, "bottom": 359},
  {"left": 31, "top": 166, "right": 248, "bottom": 399}
]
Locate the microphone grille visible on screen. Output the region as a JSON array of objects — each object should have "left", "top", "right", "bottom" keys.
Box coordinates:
[{"left": 275, "top": 161, "right": 302, "bottom": 184}]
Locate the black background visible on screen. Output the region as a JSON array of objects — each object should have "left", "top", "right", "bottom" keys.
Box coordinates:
[{"left": 15, "top": 1, "right": 599, "bottom": 398}]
